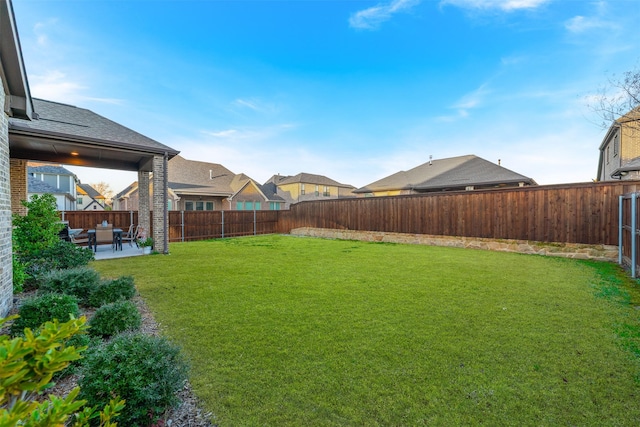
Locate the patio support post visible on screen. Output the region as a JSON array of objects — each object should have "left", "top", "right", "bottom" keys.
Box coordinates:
[
  {"left": 152, "top": 154, "right": 168, "bottom": 254},
  {"left": 138, "top": 170, "right": 150, "bottom": 244},
  {"left": 9, "top": 159, "right": 27, "bottom": 216}
]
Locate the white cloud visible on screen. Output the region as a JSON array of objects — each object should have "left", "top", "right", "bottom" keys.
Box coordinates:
[
  {"left": 440, "top": 0, "right": 550, "bottom": 11},
  {"left": 349, "top": 0, "right": 422, "bottom": 30},
  {"left": 564, "top": 15, "right": 613, "bottom": 33},
  {"left": 29, "top": 70, "right": 123, "bottom": 105},
  {"left": 201, "top": 123, "right": 296, "bottom": 142},
  {"left": 436, "top": 83, "right": 491, "bottom": 121},
  {"left": 30, "top": 70, "right": 87, "bottom": 101}
]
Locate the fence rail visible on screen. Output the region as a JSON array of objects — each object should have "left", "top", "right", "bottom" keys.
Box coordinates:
[{"left": 61, "top": 181, "right": 640, "bottom": 249}]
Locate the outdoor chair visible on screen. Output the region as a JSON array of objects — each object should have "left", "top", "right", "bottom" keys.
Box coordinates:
[
  {"left": 121, "top": 224, "right": 139, "bottom": 247},
  {"left": 70, "top": 231, "right": 89, "bottom": 246},
  {"left": 94, "top": 224, "right": 114, "bottom": 252}
]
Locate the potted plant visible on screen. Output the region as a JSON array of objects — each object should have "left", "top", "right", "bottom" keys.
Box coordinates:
[{"left": 139, "top": 237, "right": 153, "bottom": 254}]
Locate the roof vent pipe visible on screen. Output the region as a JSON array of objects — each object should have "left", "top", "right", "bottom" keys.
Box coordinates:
[
  {"left": 209, "top": 169, "right": 213, "bottom": 180},
  {"left": 429, "top": 155, "right": 433, "bottom": 165}
]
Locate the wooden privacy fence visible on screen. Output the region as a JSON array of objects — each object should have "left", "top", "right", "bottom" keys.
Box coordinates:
[
  {"left": 61, "top": 180, "right": 640, "bottom": 248},
  {"left": 168, "top": 210, "right": 279, "bottom": 242},
  {"left": 277, "top": 181, "right": 640, "bottom": 246},
  {"left": 61, "top": 210, "right": 279, "bottom": 242}
]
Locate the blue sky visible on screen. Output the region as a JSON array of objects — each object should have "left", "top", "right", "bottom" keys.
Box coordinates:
[{"left": 13, "top": 0, "right": 640, "bottom": 193}]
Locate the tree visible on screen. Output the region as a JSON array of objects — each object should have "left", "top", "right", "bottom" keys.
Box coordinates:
[
  {"left": 590, "top": 64, "right": 640, "bottom": 132},
  {"left": 89, "top": 182, "right": 114, "bottom": 201}
]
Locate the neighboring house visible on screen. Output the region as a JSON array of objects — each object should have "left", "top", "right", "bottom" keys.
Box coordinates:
[
  {"left": 354, "top": 155, "right": 536, "bottom": 196},
  {"left": 27, "top": 176, "right": 75, "bottom": 211},
  {"left": 263, "top": 173, "right": 356, "bottom": 208},
  {"left": 77, "top": 183, "right": 106, "bottom": 210},
  {"left": 597, "top": 107, "right": 640, "bottom": 181},
  {"left": 27, "top": 164, "right": 78, "bottom": 210},
  {"left": 113, "top": 155, "right": 285, "bottom": 211}
]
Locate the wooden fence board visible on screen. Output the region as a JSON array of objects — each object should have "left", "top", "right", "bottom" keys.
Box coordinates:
[{"left": 59, "top": 181, "right": 640, "bottom": 248}]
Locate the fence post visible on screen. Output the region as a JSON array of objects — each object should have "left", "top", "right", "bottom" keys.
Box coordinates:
[
  {"left": 619, "top": 195, "right": 623, "bottom": 266},
  {"left": 221, "top": 210, "right": 225, "bottom": 239},
  {"left": 632, "top": 193, "right": 637, "bottom": 278},
  {"left": 181, "top": 210, "right": 185, "bottom": 242},
  {"left": 254, "top": 210, "right": 257, "bottom": 235}
]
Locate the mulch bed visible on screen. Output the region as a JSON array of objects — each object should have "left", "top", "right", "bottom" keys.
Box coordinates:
[{"left": 3, "top": 292, "right": 215, "bottom": 427}]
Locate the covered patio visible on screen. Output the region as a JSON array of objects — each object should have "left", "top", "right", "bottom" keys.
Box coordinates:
[{"left": 9, "top": 98, "right": 180, "bottom": 254}]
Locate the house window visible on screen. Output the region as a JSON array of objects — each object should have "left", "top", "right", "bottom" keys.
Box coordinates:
[
  {"left": 315, "top": 185, "right": 319, "bottom": 196},
  {"left": 255, "top": 201, "right": 261, "bottom": 210},
  {"left": 195, "top": 201, "right": 204, "bottom": 211},
  {"left": 301, "top": 184, "right": 305, "bottom": 195},
  {"left": 323, "top": 186, "right": 330, "bottom": 197},
  {"left": 236, "top": 201, "right": 243, "bottom": 210},
  {"left": 607, "top": 146, "right": 610, "bottom": 164},
  {"left": 245, "top": 201, "right": 254, "bottom": 210},
  {"left": 185, "top": 201, "right": 194, "bottom": 210},
  {"left": 77, "top": 197, "right": 83, "bottom": 204},
  {"left": 270, "top": 202, "right": 280, "bottom": 210},
  {"left": 206, "top": 201, "right": 214, "bottom": 210}
]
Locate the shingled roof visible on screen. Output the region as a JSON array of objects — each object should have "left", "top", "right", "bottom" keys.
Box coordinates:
[
  {"left": 27, "top": 176, "right": 74, "bottom": 199},
  {"left": 78, "top": 183, "right": 103, "bottom": 199},
  {"left": 9, "top": 98, "right": 179, "bottom": 171},
  {"left": 355, "top": 155, "right": 536, "bottom": 194},
  {"left": 28, "top": 164, "right": 75, "bottom": 176},
  {"left": 268, "top": 173, "right": 354, "bottom": 188}
]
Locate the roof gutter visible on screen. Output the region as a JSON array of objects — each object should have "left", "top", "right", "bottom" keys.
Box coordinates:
[{"left": 8, "top": 125, "right": 180, "bottom": 157}]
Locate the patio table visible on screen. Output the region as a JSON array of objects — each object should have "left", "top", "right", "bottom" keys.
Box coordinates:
[{"left": 88, "top": 228, "right": 123, "bottom": 252}]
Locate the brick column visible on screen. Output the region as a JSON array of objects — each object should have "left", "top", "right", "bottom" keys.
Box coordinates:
[
  {"left": 10, "top": 159, "right": 27, "bottom": 216},
  {"left": 138, "top": 170, "right": 150, "bottom": 242},
  {"left": 0, "top": 81, "right": 13, "bottom": 316},
  {"left": 152, "top": 154, "right": 167, "bottom": 253}
]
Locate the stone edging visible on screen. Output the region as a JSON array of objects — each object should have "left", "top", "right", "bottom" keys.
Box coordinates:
[{"left": 290, "top": 227, "right": 619, "bottom": 262}]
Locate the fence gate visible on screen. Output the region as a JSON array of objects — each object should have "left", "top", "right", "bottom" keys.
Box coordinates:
[{"left": 620, "top": 193, "right": 640, "bottom": 277}]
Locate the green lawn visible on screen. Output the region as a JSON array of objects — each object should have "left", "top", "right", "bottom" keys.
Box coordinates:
[{"left": 91, "top": 235, "right": 640, "bottom": 426}]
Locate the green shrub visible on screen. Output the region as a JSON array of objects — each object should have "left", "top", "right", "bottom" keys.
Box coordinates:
[
  {"left": 89, "top": 300, "right": 142, "bottom": 337},
  {"left": 39, "top": 239, "right": 95, "bottom": 269},
  {"left": 39, "top": 266, "right": 101, "bottom": 305},
  {"left": 12, "top": 255, "right": 26, "bottom": 293},
  {"left": 88, "top": 276, "right": 137, "bottom": 308},
  {"left": 10, "top": 293, "right": 80, "bottom": 335},
  {"left": 18, "top": 241, "right": 95, "bottom": 291},
  {"left": 0, "top": 316, "right": 124, "bottom": 426},
  {"left": 80, "top": 332, "right": 188, "bottom": 426},
  {"left": 12, "top": 194, "right": 62, "bottom": 257}
]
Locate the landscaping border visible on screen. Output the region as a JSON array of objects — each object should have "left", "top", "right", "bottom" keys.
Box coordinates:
[{"left": 290, "top": 227, "right": 618, "bottom": 261}]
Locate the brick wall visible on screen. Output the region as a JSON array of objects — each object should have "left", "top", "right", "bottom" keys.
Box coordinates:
[
  {"left": 9, "top": 159, "right": 27, "bottom": 215},
  {"left": 0, "top": 82, "right": 13, "bottom": 317},
  {"left": 152, "top": 155, "right": 166, "bottom": 253}
]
